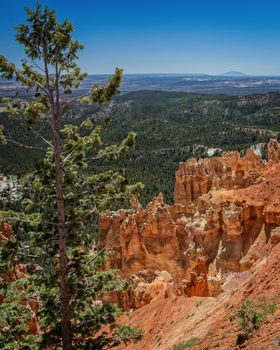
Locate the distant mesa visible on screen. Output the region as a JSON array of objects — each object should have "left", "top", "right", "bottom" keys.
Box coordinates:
[{"left": 218, "top": 71, "right": 248, "bottom": 77}]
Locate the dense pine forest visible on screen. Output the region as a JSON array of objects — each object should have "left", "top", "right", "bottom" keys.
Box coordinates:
[{"left": 1, "top": 90, "right": 280, "bottom": 204}]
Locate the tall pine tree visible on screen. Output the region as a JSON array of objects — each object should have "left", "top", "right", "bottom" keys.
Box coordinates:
[{"left": 0, "top": 4, "right": 143, "bottom": 349}]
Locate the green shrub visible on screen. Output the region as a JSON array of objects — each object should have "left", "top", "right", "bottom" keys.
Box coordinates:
[
  {"left": 171, "top": 337, "right": 199, "bottom": 350},
  {"left": 230, "top": 298, "right": 277, "bottom": 345}
]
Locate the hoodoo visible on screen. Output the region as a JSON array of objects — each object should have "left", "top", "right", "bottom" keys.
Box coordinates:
[{"left": 99, "top": 140, "right": 280, "bottom": 349}]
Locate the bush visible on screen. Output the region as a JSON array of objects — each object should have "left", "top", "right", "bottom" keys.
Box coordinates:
[
  {"left": 230, "top": 298, "right": 276, "bottom": 345},
  {"left": 171, "top": 337, "right": 199, "bottom": 350}
]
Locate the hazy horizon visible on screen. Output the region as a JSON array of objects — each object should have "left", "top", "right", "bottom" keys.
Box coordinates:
[{"left": 86, "top": 72, "right": 280, "bottom": 77}]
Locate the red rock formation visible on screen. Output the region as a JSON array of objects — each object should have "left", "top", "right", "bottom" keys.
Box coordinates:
[
  {"left": 100, "top": 195, "right": 188, "bottom": 281},
  {"left": 115, "top": 238, "right": 280, "bottom": 350},
  {"left": 100, "top": 140, "right": 280, "bottom": 307},
  {"left": 174, "top": 148, "right": 263, "bottom": 206},
  {"left": 268, "top": 138, "right": 280, "bottom": 163},
  {"left": 271, "top": 227, "right": 280, "bottom": 245},
  {"left": 0, "top": 222, "right": 14, "bottom": 241}
]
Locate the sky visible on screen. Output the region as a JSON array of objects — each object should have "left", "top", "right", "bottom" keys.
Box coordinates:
[{"left": 1, "top": 0, "right": 280, "bottom": 75}]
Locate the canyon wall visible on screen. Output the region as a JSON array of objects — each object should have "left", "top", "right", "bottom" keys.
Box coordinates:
[{"left": 99, "top": 140, "right": 280, "bottom": 304}]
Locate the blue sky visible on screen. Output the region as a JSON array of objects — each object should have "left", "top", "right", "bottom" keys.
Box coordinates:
[{"left": 1, "top": 0, "right": 280, "bottom": 75}]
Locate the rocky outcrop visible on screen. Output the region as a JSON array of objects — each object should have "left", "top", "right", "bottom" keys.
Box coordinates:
[
  {"left": 270, "top": 227, "right": 280, "bottom": 245},
  {"left": 268, "top": 138, "right": 280, "bottom": 163},
  {"left": 115, "top": 237, "right": 280, "bottom": 350},
  {"left": 100, "top": 140, "right": 280, "bottom": 307},
  {"left": 100, "top": 194, "right": 188, "bottom": 281},
  {"left": 174, "top": 149, "right": 263, "bottom": 205},
  {"left": 0, "top": 222, "right": 14, "bottom": 241}
]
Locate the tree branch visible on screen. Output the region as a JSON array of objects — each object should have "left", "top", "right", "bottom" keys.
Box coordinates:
[
  {"left": 1, "top": 216, "right": 57, "bottom": 227},
  {"left": 14, "top": 69, "right": 50, "bottom": 97},
  {"left": 6, "top": 138, "right": 47, "bottom": 151},
  {"left": 84, "top": 233, "right": 119, "bottom": 267},
  {"left": 31, "top": 59, "right": 45, "bottom": 74},
  {"left": 19, "top": 237, "right": 58, "bottom": 251},
  {"left": 82, "top": 149, "right": 119, "bottom": 162},
  {"left": 28, "top": 127, "right": 54, "bottom": 149},
  {"left": 63, "top": 91, "right": 91, "bottom": 108}
]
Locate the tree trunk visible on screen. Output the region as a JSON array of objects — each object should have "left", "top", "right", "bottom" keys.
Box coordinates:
[{"left": 52, "top": 112, "right": 72, "bottom": 350}]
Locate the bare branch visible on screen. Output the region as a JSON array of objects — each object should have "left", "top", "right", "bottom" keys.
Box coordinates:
[
  {"left": 28, "top": 127, "right": 54, "bottom": 149},
  {"left": 19, "top": 237, "right": 58, "bottom": 251},
  {"left": 68, "top": 233, "right": 119, "bottom": 276},
  {"left": 63, "top": 91, "right": 91, "bottom": 108},
  {"left": 14, "top": 69, "right": 51, "bottom": 97},
  {"left": 62, "top": 150, "right": 75, "bottom": 165},
  {"left": 3, "top": 107, "right": 54, "bottom": 149},
  {"left": 1, "top": 216, "right": 57, "bottom": 227},
  {"left": 85, "top": 233, "right": 119, "bottom": 266},
  {"left": 16, "top": 252, "right": 44, "bottom": 259},
  {"left": 6, "top": 138, "right": 47, "bottom": 151},
  {"left": 82, "top": 148, "right": 120, "bottom": 163},
  {"left": 0, "top": 217, "right": 36, "bottom": 224},
  {"left": 31, "top": 59, "right": 45, "bottom": 73}
]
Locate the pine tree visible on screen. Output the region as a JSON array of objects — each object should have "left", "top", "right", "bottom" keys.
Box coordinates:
[{"left": 0, "top": 4, "right": 143, "bottom": 349}]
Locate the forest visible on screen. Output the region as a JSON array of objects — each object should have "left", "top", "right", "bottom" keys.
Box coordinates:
[{"left": 1, "top": 90, "right": 280, "bottom": 204}]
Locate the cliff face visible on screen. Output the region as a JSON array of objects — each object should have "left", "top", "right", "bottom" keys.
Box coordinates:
[
  {"left": 115, "top": 236, "right": 280, "bottom": 350},
  {"left": 100, "top": 140, "right": 280, "bottom": 304},
  {"left": 174, "top": 148, "right": 263, "bottom": 205}
]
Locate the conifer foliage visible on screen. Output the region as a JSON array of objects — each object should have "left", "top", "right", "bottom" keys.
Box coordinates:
[{"left": 0, "top": 4, "right": 143, "bottom": 349}]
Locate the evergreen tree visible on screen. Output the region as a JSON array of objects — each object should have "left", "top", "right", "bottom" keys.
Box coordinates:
[{"left": 0, "top": 4, "right": 143, "bottom": 349}]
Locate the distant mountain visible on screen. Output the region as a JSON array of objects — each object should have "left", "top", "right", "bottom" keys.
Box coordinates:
[{"left": 218, "top": 71, "right": 248, "bottom": 77}]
